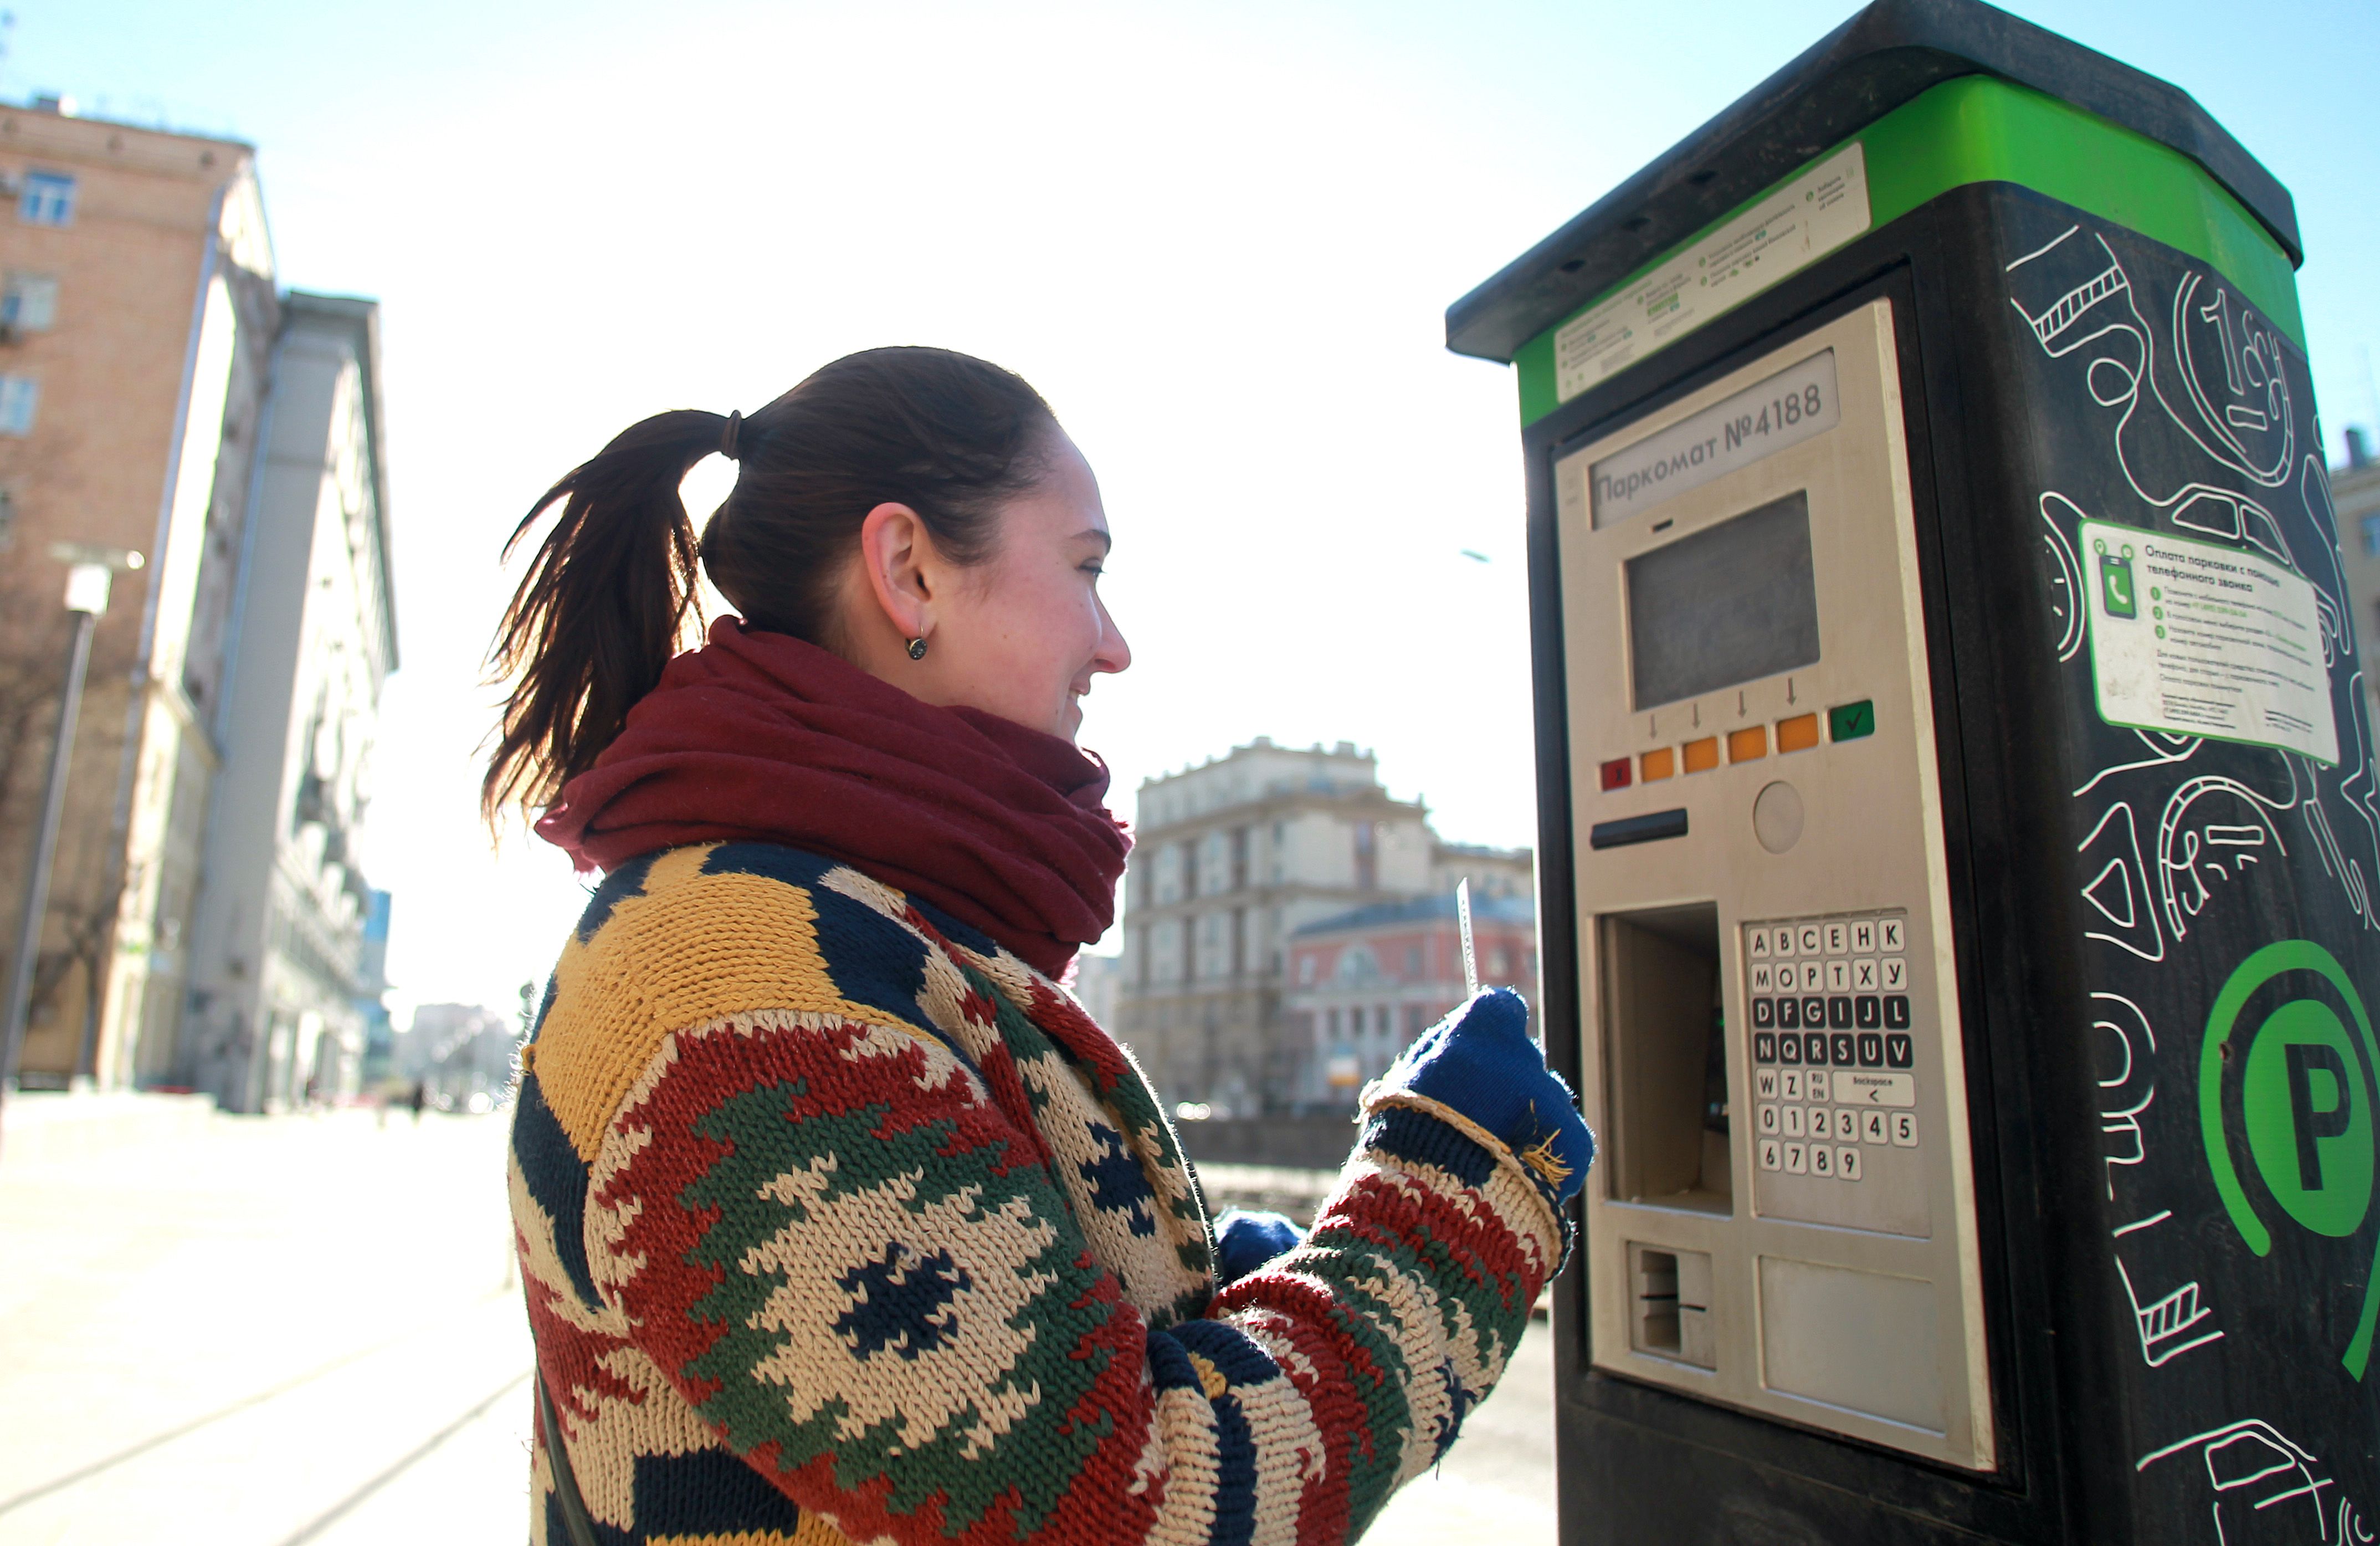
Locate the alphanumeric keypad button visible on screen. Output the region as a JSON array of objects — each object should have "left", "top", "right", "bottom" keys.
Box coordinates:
[
  {"left": 1778, "top": 1032, "right": 1802, "bottom": 1064},
  {"left": 1754, "top": 1032, "right": 1777, "bottom": 1064},
  {"left": 1829, "top": 1031, "right": 1855, "bottom": 1067},
  {"left": 1855, "top": 995, "right": 1881, "bottom": 1029},
  {"left": 1801, "top": 995, "right": 1825, "bottom": 1028},
  {"left": 1827, "top": 996, "right": 1853, "bottom": 1029},
  {"left": 1804, "top": 1031, "right": 1828, "bottom": 1066},
  {"left": 1884, "top": 995, "right": 1911, "bottom": 1030},
  {"left": 1885, "top": 1032, "right": 1914, "bottom": 1069},
  {"left": 1857, "top": 1032, "right": 1884, "bottom": 1067},
  {"left": 1752, "top": 996, "right": 1775, "bottom": 1028},
  {"left": 1778, "top": 997, "right": 1801, "bottom": 1030}
]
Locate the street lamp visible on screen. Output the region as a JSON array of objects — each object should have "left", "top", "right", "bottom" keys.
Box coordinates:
[{"left": 0, "top": 542, "right": 144, "bottom": 1144}]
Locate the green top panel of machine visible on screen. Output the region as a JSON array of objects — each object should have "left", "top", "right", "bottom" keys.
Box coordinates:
[{"left": 1447, "top": 0, "right": 2302, "bottom": 427}]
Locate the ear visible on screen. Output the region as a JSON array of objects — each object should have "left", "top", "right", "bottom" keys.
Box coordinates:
[{"left": 856, "top": 501, "right": 936, "bottom": 641}]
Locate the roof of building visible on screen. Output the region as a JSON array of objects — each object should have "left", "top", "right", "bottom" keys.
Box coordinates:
[{"left": 1293, "top": 892, "right": 1535, "bottom": 939}]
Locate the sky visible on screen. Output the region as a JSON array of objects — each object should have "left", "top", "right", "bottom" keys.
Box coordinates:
[{"left": 20, "top": 0, "right": 2379, "bottom": 1021}]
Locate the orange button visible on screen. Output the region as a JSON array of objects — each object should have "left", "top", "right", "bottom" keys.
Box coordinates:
[
  {"left": 1776, "top": 713, "right": 1820, "bottom": 753},
  {"left": 1682, "top": 736, "right": 1720, "bottom": 774},
  {"left": 1640, "top": 746, "right": 1676, "bottom": 781},
  {"left": 1728, "top": 725, "right": 1768, "bottom": 762}
]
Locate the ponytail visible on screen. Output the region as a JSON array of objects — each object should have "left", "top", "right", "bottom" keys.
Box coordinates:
[
  {"left": 481, "top": 409, "right": 722, "bottom": 825},
  {"left": 483, "top": 347, "right": 1058, "bottom": 829}
]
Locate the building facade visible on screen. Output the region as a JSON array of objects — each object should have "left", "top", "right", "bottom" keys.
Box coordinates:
[
  {"left": 179, "top": 295, "right": 397, "bottom": 1111},
  {"left": 397, "top": 1002, "right": 516, "bottom": 1112},
  {"left": 0, "top": 103, "right": 280, "bottom": 1089},
  {"left": 2332, "top": 429, "right": 2380, "bottom": 756},
  {"left": 1111, "top": 738, "right": 1531, "bottom": 1115},
  {"left": 1282, "top": 891, "right": 1538, "bottom": 1107}
]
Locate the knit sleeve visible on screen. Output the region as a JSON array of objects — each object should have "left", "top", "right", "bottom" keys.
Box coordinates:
[{"left": 579, "top": 1002, "right": 1564, "bottom": 1546}]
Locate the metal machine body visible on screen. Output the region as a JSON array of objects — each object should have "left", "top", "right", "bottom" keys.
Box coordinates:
[{"left": 1448, "top": 2, "right": 2379, "bottom": 1541}]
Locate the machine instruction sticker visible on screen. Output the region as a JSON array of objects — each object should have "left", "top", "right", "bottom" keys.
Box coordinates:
[
  {"left": 1554, "top": 142, "right": 1869, "bottom": 403},
  {"left": 2081, "top": 519, "right": 2337, "bottom": 764}
]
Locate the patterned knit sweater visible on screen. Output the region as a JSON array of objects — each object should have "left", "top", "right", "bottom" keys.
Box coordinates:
[{"left": 509, "top": 841, "right": 1567, "bottom": 1545}]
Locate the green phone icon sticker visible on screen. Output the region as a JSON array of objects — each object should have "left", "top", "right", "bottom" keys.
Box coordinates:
[{"left": 2101, "top": 551, "right": 2137, "bottom": 618}]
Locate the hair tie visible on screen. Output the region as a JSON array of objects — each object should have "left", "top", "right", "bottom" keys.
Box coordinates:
[{"left": 720, "top": 410, "right": 743, "bottom": 461}]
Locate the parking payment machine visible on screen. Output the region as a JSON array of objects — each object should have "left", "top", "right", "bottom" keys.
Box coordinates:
[{"left": 1448, "top": 2, "right": 2380, "bottom": 1542}]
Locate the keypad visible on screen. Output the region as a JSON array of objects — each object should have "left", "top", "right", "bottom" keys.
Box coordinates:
[{"left": 1745, "top": 910, "right": 1917, "bottom": 1187}]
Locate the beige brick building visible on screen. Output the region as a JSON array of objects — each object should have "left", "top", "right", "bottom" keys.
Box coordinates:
[
  {"left": 1112, "top": 738, "right": 1532, "bottom": 1115},
  {"left": 2332, "top": 431, "right": 2380, "bottom": 756},
  {"left": 0, "top": 105, "right": 279, "bottom": 1088}
]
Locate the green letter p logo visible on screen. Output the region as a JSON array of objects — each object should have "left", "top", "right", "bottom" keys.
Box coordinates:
[{"left": 2202, "top": 941, "right": 2380, "bottom": 1376}]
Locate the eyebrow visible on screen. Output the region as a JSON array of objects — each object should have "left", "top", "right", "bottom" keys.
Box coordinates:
[{"left": 1076, "top": 529, "right": 1113, "bottom": 552}]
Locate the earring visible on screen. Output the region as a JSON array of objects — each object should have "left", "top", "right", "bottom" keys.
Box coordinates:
[{"left": 906, "top": 637, "right": 929, "bottom": 661}]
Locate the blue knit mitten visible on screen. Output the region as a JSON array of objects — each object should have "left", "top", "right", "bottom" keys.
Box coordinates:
[
  {"left": 1212, "top": 1207, "right": 1304, "bottom": 1284},
  {"left": 1368, "top": 987, "right": 1593, "bottom": 1216}
]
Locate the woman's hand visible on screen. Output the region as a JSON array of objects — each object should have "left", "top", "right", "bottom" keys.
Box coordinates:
[
  {"left": 1212, "top": 1207, "right": 1303, "bottom": 1284},
  {"left": 1370, "top": 987, "right": 1595, "bottom": 1212}
]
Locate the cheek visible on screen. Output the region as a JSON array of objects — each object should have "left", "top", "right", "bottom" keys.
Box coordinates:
[{"left": 975, "top": 569, "right": 1097, "bottom": 683}]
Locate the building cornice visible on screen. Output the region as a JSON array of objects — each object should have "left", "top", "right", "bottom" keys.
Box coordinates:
[
  {"left": 0, "top": 107, "right": 254, "bottom": 182},
  {"left": 1132, "top": 786, "right": 1429, "bottom": 842}
]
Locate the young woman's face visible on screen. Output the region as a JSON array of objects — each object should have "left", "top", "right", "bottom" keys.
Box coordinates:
[{"left": 852, "top": 431, "right": 1131, "bottom": 741}]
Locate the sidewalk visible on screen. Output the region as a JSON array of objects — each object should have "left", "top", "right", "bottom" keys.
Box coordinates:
[
  {"left": 0, "top": 1100, "right": 1555, "bottom": 1544},
  {"left": 0, "top": 1101, "right": 531, "bottom": 1545}
]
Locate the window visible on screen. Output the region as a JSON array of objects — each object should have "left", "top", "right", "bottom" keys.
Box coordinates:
[
  {"left": 2362, "top": 514, "right": 2380, "bottom": 559},
  {"left": 1, "top": 273, "right": 57, "bottom": 332},
  {"left": 20, "top": 172, "right": 75, "bottom": 227},
  {"left": 0, "top": 486, "right": 14, "bottom": 550},
  {"left": 0, "top": 375, "right": 38, "bottom": 436},
  {"left": 1403, "top": 1004, "right": 1425, "bottom": 1038},
  {"left": 1404, "top": 944, "right": 1421, "bottom": 976}
]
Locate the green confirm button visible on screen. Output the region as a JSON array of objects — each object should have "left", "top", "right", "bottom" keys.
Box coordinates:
[{"left": 1829, "top": 699, "right": 1875, "bottom": 743}]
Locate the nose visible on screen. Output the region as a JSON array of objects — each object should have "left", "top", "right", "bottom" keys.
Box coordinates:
[{"left": 1094, "top": 596, "right": 1132, "bottom": 675}]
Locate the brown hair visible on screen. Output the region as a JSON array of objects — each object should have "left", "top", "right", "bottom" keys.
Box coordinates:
[{"left": 483, "top": 346, "right": 1057, "bottom": 823}]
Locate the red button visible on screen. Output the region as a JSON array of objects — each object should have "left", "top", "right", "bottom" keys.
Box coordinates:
[{"left": 1601, "top": 757, "right": 1633, "bottom": 791}]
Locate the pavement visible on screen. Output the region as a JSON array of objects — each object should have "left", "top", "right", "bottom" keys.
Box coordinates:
[{"left": 0, "top": 1096, "right": 1555, "bottom": 1545}]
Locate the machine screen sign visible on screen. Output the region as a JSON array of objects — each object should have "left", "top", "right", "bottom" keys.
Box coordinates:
[
  {"left": 2080, "top": 519, "right": 2337, "bottom": 764},
  {"left": 1627, "top": 490, "right": 1821, "bottom": 709},
  {"left": 1587, "top": 349, "right": 1840, "bottom": 528}
]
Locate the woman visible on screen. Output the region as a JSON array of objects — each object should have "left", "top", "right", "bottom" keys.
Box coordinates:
[{"left": 491, "top": 346, "right": 1592, "bottom": 1546}]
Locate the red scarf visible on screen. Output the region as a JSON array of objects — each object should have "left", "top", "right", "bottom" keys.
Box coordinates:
[{"left": 535, "top": 619, "right": 1131, "bottom": 980}]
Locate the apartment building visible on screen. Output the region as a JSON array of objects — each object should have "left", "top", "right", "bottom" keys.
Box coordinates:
[
  {"left": 1112, "top": 738, "right": 1531, "bottom": 1115},
  {"left": 178, "top": 295, "right": 397, "bottom": 1110},
  {"left": 2331, "top": 429, "right": 2380, "bottom": 755},
  {"left": 1283, "top": 889, "right": 1538, "bottom": 1105},
  {"left": 0, "top": 103, "right": 279, "bottom": 1088}
]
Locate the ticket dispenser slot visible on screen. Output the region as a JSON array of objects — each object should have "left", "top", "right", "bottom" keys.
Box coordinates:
[
  {"left": 1563, "top": 301, "right": 1993, "bottom": 1470},
  {"left": 1601, "top": 904, "right": 1730, "bottom": 1214}
]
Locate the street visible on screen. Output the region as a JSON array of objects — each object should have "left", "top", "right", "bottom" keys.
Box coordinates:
[{"left": 0, "top": 1098, "right": 1554, "bottom": 1545}]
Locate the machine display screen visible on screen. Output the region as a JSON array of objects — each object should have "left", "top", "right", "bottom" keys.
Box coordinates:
[{"left": 1627, "top": 490, "right": 1820, "bottom": 709}]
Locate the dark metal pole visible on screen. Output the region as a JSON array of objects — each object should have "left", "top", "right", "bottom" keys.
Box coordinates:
[{"left": 0, "top": 603, "right": 101, "bottom": 1139}]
